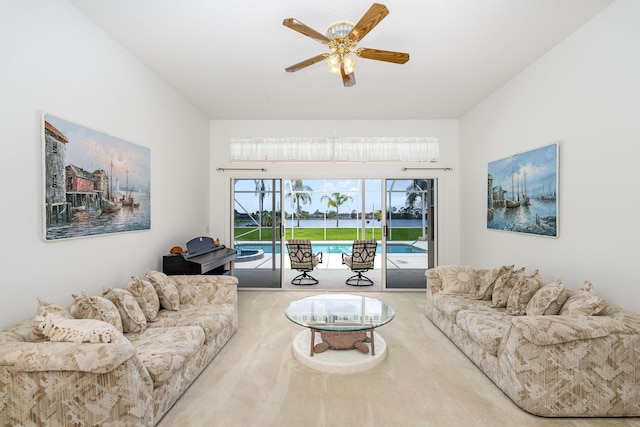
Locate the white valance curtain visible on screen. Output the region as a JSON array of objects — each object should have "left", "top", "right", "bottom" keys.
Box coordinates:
[{"left": 229, "top": 137, "right": 439, "bottom": 163}]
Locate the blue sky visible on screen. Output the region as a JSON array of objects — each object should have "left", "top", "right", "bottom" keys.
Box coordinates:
[{"left": 235, "top": 179, "right": 420, "bottom": 214}]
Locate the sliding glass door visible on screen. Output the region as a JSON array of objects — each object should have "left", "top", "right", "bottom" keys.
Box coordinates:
[
  {"left": 280, "top": 179, "right": 384, "bottom": 289},
  {"left": 231, "top": 177, "right": 434, "bottom": 290},
  {"left": 384, "top": 179, "right": 434, "bottom": 289},
  {"left": 232, "top": 179, "right": 283, "bottom": 288}
]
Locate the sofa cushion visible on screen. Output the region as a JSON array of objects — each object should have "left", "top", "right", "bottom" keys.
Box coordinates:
[
  {"left": 491, "top": 267, "right": 525, "bottom": 308},
  {"left": 436, "top": 265, "right": 477, "bottom": 296},
  {"left": 126, "top": 326, "right": 205, "bottom": 387},
  {"left": 30, "top": 298, "right": 74, "bottom": 341},
  {"left": 431, "top": 294, "right": 494, "bottom": 323},
  {"left": 70, "top": 292, "right": 123, "bottom": 333},
  {"left": 525, "top": 280, "right": 568, "bottom": 315},
  {"left": 475, "top": 265, "right": 513, "bottom": 300},
  {"left": 102, "top": 288, "right": 147, "bottom": 333},
  {"left": 173, "top": 277, "right": 205, "bottom": 307},
  {"left": 36, "top": 317, "right": 123, "bottom": 344},
  {"left": 148, "top": 304, "right": 235, "bottom": 344},
  {"left": 506, "top": 271, "right": 542, "bottom": 316},
  {"left": 127, "top": 276, "right": 160, "bottom": 322},
  {"left": 456, "top": 310, "right": 512, "bottom": 356},
  {"left": 560, "top": 281, "right": 607, "bottom": 316},
  {"left": 145, "top": 270, "right": 180, "bottom": 311}
]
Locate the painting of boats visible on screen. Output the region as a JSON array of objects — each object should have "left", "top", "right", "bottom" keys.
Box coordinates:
[
  {"left": 487, "top": 143, "right": 558, "bottom": 237},
  {"left": 43, "top": 114, "right": 150, "bottom": 241}
]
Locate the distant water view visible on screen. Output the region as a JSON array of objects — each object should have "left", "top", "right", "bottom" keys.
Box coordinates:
[
  {"left": 239, "top": 218, "right": 426, "bottom": 228},
  {"left": 237, "top": 242, "right": 427, "bottom": 255}
]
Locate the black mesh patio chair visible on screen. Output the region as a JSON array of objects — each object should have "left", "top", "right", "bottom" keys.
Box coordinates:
[
  {"left": 286, "top": 239, "right": 323, "bottom": 285},
  {"left": 342, "top": 239, "right": 377, "bottom": 286}
]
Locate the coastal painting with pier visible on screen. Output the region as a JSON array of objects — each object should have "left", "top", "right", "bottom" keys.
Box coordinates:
[
  {"left": 487, "top": 143, "right": 558, "bottom": 237},
  {"left": 43, "top": 114, "right": 150, "bottom": 241}
]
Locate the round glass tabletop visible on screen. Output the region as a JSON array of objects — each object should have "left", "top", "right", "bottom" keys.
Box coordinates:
[{"left": 284, "top": 293, "right": 395, "bottom": 332}]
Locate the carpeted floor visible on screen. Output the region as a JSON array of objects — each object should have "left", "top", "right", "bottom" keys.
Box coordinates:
[{"left": 157, "top": 291, "right": 639, "bottom": 427}]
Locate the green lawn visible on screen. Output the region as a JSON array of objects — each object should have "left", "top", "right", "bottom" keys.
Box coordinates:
[{"left": 234, "top": 227, "right": 425, "bottom": 241}]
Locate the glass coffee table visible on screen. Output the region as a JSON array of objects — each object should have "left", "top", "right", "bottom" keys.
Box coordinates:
[{"left": 285, "top": 294, "right": 395, "bottom": 360}]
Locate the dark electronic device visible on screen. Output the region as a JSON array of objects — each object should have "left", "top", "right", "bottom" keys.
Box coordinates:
[{"left": 163, "top": 236, "right": 236, "bottom": 275}]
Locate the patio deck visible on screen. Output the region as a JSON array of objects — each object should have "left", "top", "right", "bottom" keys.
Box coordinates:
[{"left": 233, "top": 240, "right": 428, "bottom": 291}]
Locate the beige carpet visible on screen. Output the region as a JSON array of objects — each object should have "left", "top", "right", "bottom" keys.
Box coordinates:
[{"left": 157, "top": 291, "right": 638, "bottom": 427}]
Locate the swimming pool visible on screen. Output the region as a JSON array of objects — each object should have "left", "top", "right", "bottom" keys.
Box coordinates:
[{"left": 235, "top": 242, "right": 426, "bottom": 255}]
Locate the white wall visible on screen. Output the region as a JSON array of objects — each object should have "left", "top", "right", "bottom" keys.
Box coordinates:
[
  {"left": 0, "top": 1, "right": 210, "bottom": 328},
  {"left": 209, "top": 119, "right": 461, "bottom": 265},
  {"left": 459, "top": 0, "right": 640, "bottom": 311}
]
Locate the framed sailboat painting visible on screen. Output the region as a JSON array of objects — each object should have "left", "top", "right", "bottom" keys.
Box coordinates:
[
  {"left": 487, "top": 143, "right": 559, "bottom": 237},
  {"left": 42, "top": 113, "right": 151, "bottom": 241}
]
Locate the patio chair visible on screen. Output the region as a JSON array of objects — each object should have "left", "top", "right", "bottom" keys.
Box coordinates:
[
  {"left": 286, "top": 239, "right": 323, "bottom": 285},
  {"left": 342, "top": 240, "right": 378, "bottom": 286}
]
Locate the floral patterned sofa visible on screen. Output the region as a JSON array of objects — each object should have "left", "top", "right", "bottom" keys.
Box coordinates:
[
  {"left": 0, "top": 272, "right": 238, "bottom": 426},
  {"left": 425, "top": 265, "right": 640, "bottom": 417}
]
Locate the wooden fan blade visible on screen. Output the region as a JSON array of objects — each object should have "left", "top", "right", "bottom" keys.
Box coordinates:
[
  {"left": 283, "top": 18, "right": 331, "bottom": 44},
  {"left": 347, "top": 3, "right": 389, "bottom": 43},
  {"left": 341, "top": 66, "right": 356, "bottom": 87},
  {"left": 356, "top": 48, "right": 409, "bottom": 64},
  {"left": 285, "top": 54, "right": 327, "bottom": 72}
]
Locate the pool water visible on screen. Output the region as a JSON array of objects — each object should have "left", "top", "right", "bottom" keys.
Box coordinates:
[{"left": 236, "top": 242, "right": 426, "bottom": 255}]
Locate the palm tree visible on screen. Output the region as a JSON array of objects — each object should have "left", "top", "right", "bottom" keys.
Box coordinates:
[
  {"left": 254, "top": 180, "right": 268, "bottom": 226},
  {"left": 286, "top": 180, "right": 313, "bottom": 227},
  {"left": 406, "top": 179, "right": 428, "bottom": 239},
  {"left": 252, "top": 180, "right": 269, "bottom": 239},
  {"left": 321, "top": 192, "right": 353, "bottom": 227}
]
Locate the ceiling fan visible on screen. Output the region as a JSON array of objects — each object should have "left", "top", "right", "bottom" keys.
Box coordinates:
[{"left": 283, "top": 3, "right": 410, "bottom": 87}]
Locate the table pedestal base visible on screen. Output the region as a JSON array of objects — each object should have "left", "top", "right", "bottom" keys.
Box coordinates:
[{"left": 291, "top": 330, "right": 387, "bottom": 373}]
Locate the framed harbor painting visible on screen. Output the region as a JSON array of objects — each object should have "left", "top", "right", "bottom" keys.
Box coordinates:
[
  {"left": 487, "top": 143, "right": 558, "bottom": 237},
  {"left": 43, "top": 113, "right": 151, "bottom": 241}
]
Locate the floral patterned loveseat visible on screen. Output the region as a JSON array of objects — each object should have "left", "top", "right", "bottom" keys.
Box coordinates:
[
  {"left": 0, "top": 272, "right": 238, "bottom": 426},
  {"left": 426, "top": 265, "right": 640, "bottom": 417}
]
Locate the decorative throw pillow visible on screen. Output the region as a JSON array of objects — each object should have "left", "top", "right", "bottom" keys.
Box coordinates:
[
  {"left": 127, "top": 276, "right": 160, "bottom": 321},
  {"left": 145, "top": 270, "right": 180, "bottom": 311},
  {"left": 506, "top": 271, "right": 543, "bottom": 315},
  {"left": 525, "top": 280, "right": 568, "bottom": 315},
  {"left": 436, "top": 265, "right": 477, "bottom": 296},
  {"left": 492, "top": 266, "right": 525, "bottom": 308},
  {"left": 560, "top": 281, "right": 607, "bottom": 316},
  {"left": 36, "top": 316, "right": 121, "bottom": 344},
  {"left": 580, "top": 281, "right": 595, "bottom": 294},
  {"left": 30, "top": 298, "right": 74, "bottom": 341},
  {"left": 475, "top": 265, "right": 513, "bottom": 300},
  {"left": 70, "top": 292, "right": 123, "bottom": 333},
  {"left": 102, "top": 288, "right": 147, "bottom": 333}
]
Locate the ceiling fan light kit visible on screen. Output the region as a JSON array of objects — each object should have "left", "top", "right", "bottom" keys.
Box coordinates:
[
  {"left": 283, "top": 3, "right": 409, "bottom": 87},
  {"left": 326, "top": 21, "right": 354, "bottom": 39}
]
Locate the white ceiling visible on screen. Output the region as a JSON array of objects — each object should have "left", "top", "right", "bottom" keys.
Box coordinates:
[{"left": 69, "top": 0, "right": 612, "bottom": 120}]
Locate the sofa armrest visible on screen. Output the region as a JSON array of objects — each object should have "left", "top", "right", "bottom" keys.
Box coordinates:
[
  {"left": 425, "top": 268, "right": 443, "bottom": 294},
  {"left": 0, "top": 339, "right": 137, "bottom": 374},
  {"left": 171, "top": 274, "right": 238, "bottom": 307},
  {"left": 499, "top": 315, "right": 640, "bottom": 416},
  {"left": 510, "top": 315, "right": 636, "bottom": 346},
  {"left": 0, "top": 343, "right": 154, "bottom": 427}
]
